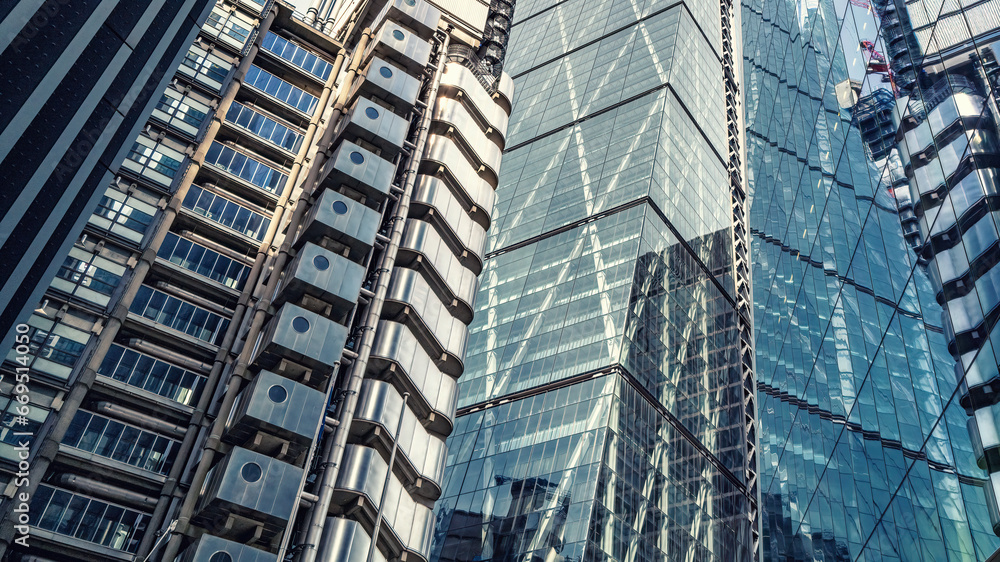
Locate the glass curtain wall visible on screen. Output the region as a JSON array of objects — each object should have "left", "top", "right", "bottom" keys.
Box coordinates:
[
  {"left": 431, "top": 1, "right": 756, "bottom": 561},
  {"left": 742, "top": 0, "right": 1000, "bottom": 557}
]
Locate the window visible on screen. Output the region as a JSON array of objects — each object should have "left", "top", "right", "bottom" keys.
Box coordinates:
[
  {"left": 203, "top": 141, "right": 288, "bottom": 195},
  {"left": 50, "top": 247, "right": 125, "bottom": 307},
  {"left": 98, "top": 344, "right": 206, "bottom": 406},
  {"left": 122, "top": 137, "right": 185, "bottom": 188},
  {"left": 0, "top": 384, "right": 50, "bottom": 463},
  {"left": 30, "top": 486, "right": 149, "bottom": 553},
  {"left": 158, "top": 232, "right": 250, "bottom": 289},
  {"left": 129, "top": 286, "right": 230, "bottom": 346},
  {"left": 6, "top": 313, "right": 91, "bottom": 381},
  {"left": 89, "top": 188, "right": 157, "bottom": 244},
  {"left": 181, "top": 186, "right": 272, "bottom": 241},
  {"left": 153, "top": 89, "right": 209, "bottom": 136},
  {"left": 225, "top": 102, "right": 304, "bottom": 153},
  {"left": 179, "top": 45, "right": 232, "bottom": 92},
  {"left": 205, "top": 6, "right": 253, "bottom": 50},
  {"left": 261, "top": 32, "right": 333, "bottom": 80},
  {"left": 63, "top": 410, "right": 178, "bottom": 474},
  {"left": 244, "top": 65, "right": 319, "bottom": 115}
]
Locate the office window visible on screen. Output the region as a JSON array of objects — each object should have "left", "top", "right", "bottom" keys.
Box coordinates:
[
  {"left": 30, "top": 486, "right": 148, "bottom": 553},
  {"left": 261, "top": 32, "right": 333, "bottom": 79},
  {"left": 129, "top": 285, "right": 230, "bottom": 345},
  {"left": 62, "top": 410, "right": 178, "bottom": 474},
  {"left": 179, "top": 44, "right": 232, "bottom": 92},
  {"left": 98, "top": 344, "right": 207, "bottom": 406},
  {"left": 203, "top": 141, "right": 288, "bottom": 195},
  {"left": 181, "top": 185, "right": 271, "bottom": 241},
  {"left": 204, "top": 6, "right": 254, "bottom": 50},
  {"left": 89, "top": 188, "right": 157, "bottom": 244},
  {"left": 6, "top": 312, "right": 91, "bottom": 382},
  {"left": 244, "top": 65, "right": 319, "bottom": 115},
  {"left": 50, "top": 246, "right": 125, "bottom": 307},
  {"left": 225, "top": 102, "right": 304, "bottom": 152},
  {"left": 158, "top": 232, "right": 250, "bottom": 289},
  {"left": 152, "top": 88, "right": 209, "bottom": 137}
]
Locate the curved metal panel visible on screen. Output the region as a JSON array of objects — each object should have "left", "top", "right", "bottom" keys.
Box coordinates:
[
  {"left": 316, "top": 518, "right": 386, "bottom": 562},
  {"left": 439, "top": 63, "right": 511, "bottom": 142},
  {"left": 412, "top": 175, "right": 489, "bottom": 257},
  {"left": 369, "top": 319, "right": 459, "bottom": 424},
  {"left": 385, "top": 268, "right": 469, "bottom": 366},
  {"left": 364, "top": 20, "right": 432, "bottom": 74},
  {"left": 356, "top": 379, "right": 448, "bottom": 489},
  {"left": 421, "top": 134, "right": 497, "bottom": 211},
  {"left": 433, "top": 97, "right": 503, "bottom": 177},
  {"left": 333, "top": 444, "right": 435, "bottom": 559},
  {"left": 399, "top": 219, "right": 480, "bottom": 316}
]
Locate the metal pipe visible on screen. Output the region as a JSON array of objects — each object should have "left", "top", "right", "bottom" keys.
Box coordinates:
[
  {"left": 297, "top": 30, "right": 450, "bottom": 562},
  {"left": 57, "top": 474, "right": 159, "bottom": 511},
  {"left": 93, "top": 402, "right": 187, "bottom": 439},
  {"left": 127, "top": 338, "right": 213, "bottom": 373},
  {"left": 366, "top": 392, "right": 409, "bottom": 562},
  {"left": 152, "top": 281, "right": 235, "bottom": 316},
  {"left": 156, "top": 28, "right": 370, "bottom": 562}
]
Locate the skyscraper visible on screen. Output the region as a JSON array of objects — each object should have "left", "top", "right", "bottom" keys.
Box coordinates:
[
  {"left": 0, "top": 1, "right": 512, "bottom": 560},
  {"left": 743, "top": 0, "right": 1000, "bottom": 557},
  {"left": 0, "top": 0, "right": 216, "bottom": 355},
  {"left": 429, "top": 1, "right": 759, "bottom": 560}
]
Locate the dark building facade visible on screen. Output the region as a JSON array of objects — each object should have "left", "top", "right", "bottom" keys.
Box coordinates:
[{"left": 0, "top": 0, "right": 216, "bottom": 354}]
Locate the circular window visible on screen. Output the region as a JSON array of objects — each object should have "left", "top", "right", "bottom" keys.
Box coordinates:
[
  {"left": 267, "top": 384, "right": 288, "bottom": 403},
  {"left": 292, "top": 316, "right": 310, "bottom": 333},
  {"left": 350, "top": 151, "right": 365, "bottom": 165},
  {"left": 365, "top": 106, "right": 379, "bottom": 120},
  {"left": 332, "top": 200, "right": 349, "bottom": 214},
  {"left": 313, "top": 255, "right": 330, "bottom": 271},
  {"left": 240, "top": 462, "right": 263, "bottom": 483},
  {"left": 379, "top": 66, "right": 393, "bottom": 79},
  {"left": 404, "top": 0, "right": 416, "bottom": 5},
  {"left": 392, "top": 29, "right": 405, "bottom": 41},
  {"left": 209, "top": 553, "right": 234, "bottom": 562}
]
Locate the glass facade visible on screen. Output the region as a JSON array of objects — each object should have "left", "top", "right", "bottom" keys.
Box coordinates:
[
  {"left": 742, "top": 0, "right": 1000, "bottom": 557},
  {"left": 432, "top": 1, "right": 756, "bottom": 560}
]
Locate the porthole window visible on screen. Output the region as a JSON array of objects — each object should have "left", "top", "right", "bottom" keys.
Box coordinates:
[
  {"left": 209, "top": 553, "right": 234, "bottom": 562},
  {"left": 241, "top": 462, "right": 263, "bottom": 483},
  {"left": 404, "top": 0, "right": 416, "bottom": 5},
  {"left": 267, "top": 384, "right": 288, "bottom": 403},
  {"left": 313, "top": 255, "right": 330, "bottom": 270},
  {"left": 350, "top": 151, "right": 365, "bottom": 165},
  {"left": 332, "top": 200, "right": 349, "bottom": 214},
  {"left": 392, "top": 29, "right": 405, "bottom": 41},
  {"left": 292, "top": 316, "right": 310, "bottom": 333},
  {"left": 365, "top": 106, "right": 379, "bottom": 120},
  {"left": 379, "top": 66, "right": 393, "bottom": 79}
]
